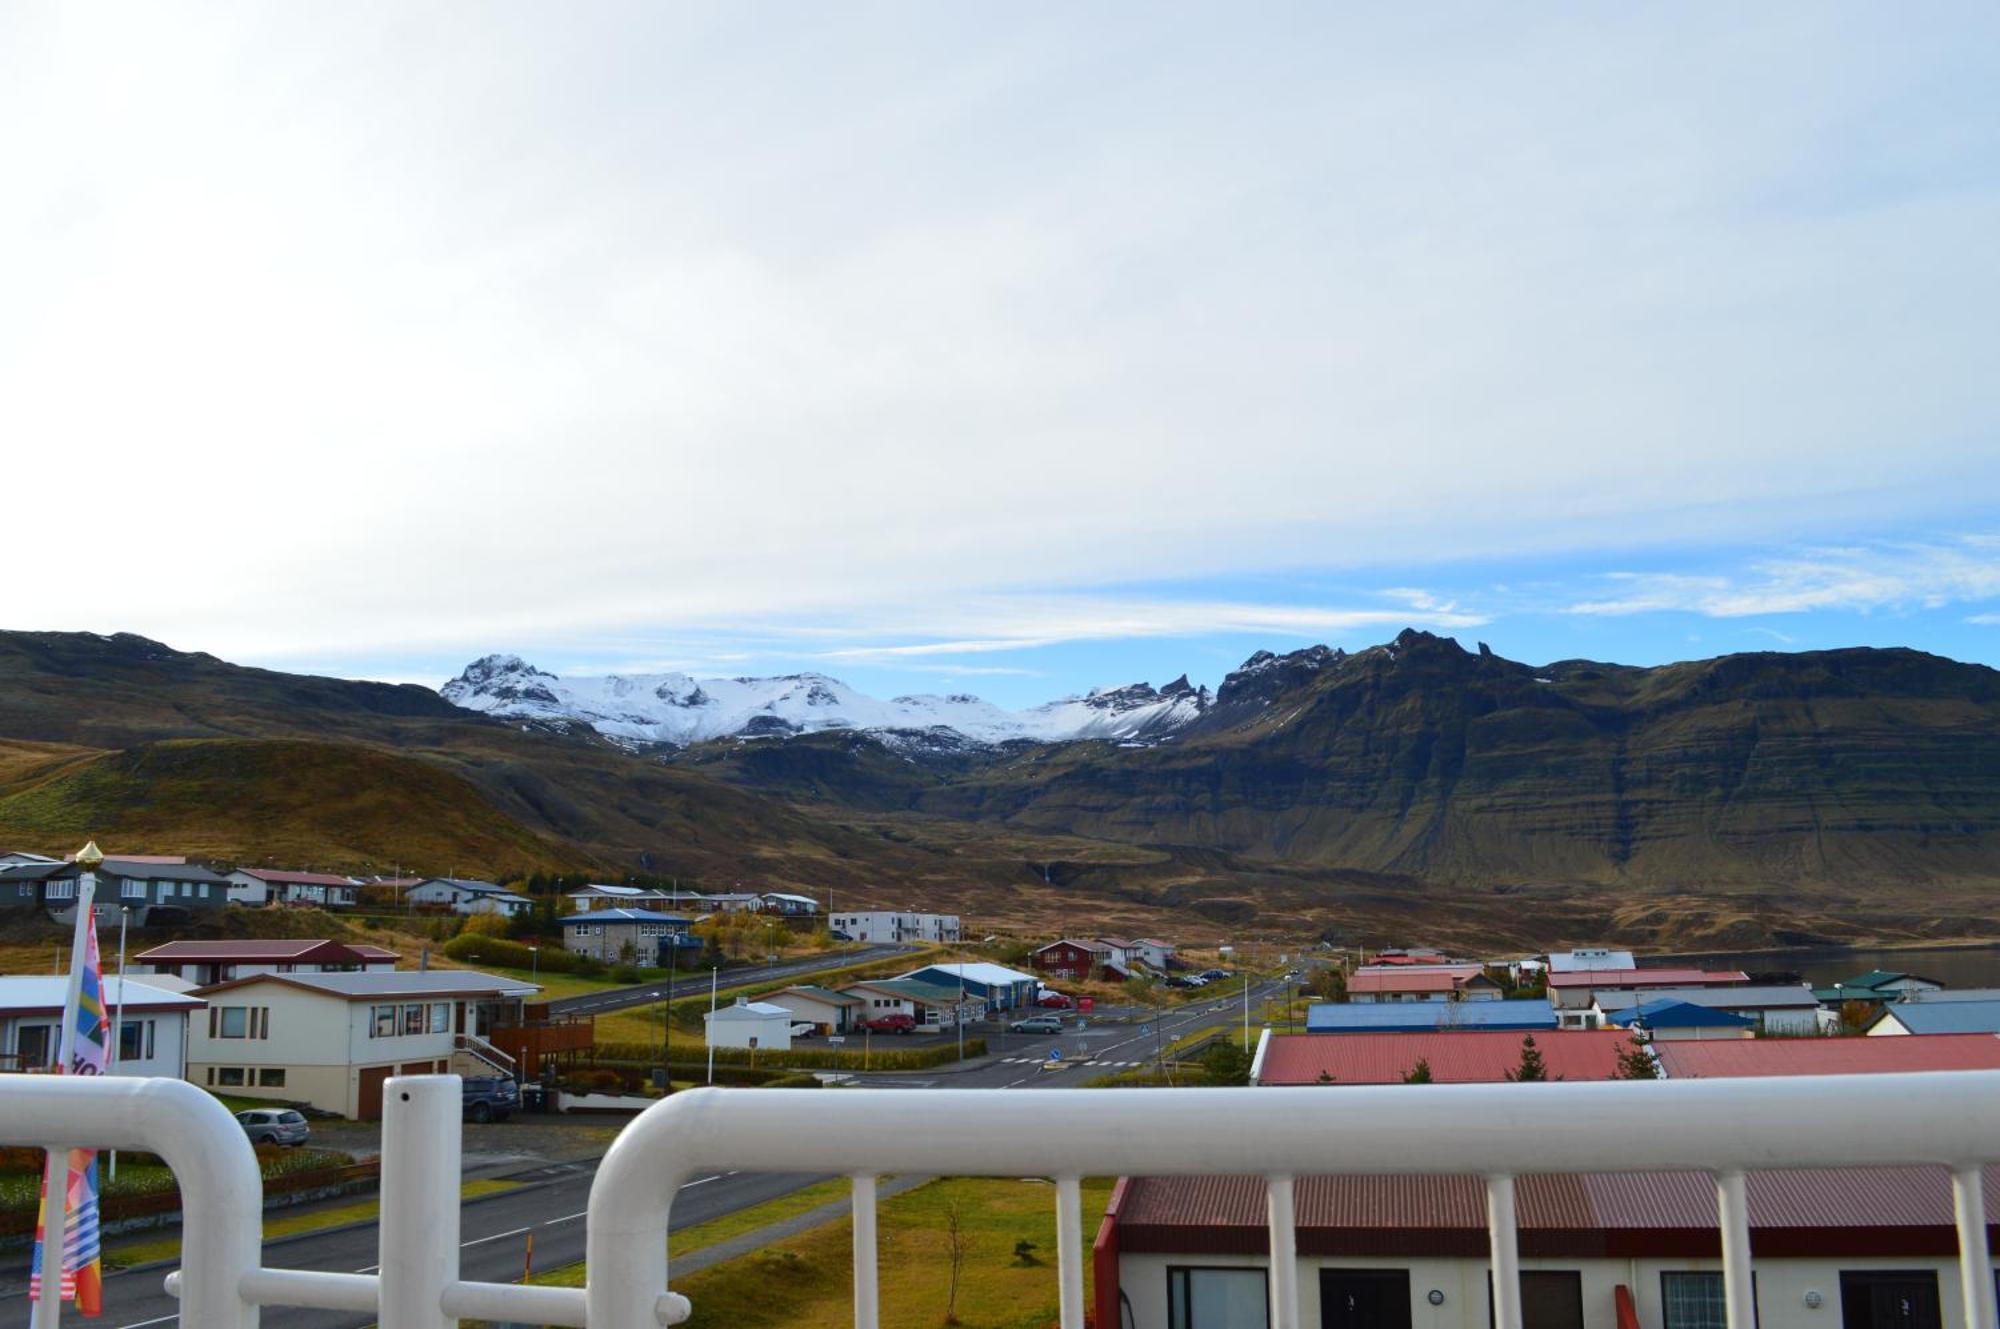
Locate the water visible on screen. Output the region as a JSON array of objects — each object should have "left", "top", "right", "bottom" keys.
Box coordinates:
[{"left": 1652, "top": 942, "right": 2000, "bottom": 989}]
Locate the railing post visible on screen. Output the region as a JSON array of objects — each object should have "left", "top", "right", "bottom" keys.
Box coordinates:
[
  {"left": 1487, "top": 1174, "right": 1521, "bottom": 1329},
  {"left": 853, "top": 1174, "right": 880, "bottom": 1329},
  {"left": 1267, "top": 1174, "right": 1299, "bottom": 1329},
  {"left": 1953, "top": 1166, "right": 1996, "bottom": 1329},
  {"left": 378, "top": 1075, "right": 462, "bottom": 1329},
  {"left": 1056, "top": 1176, "right": 1087, "bottom": 1329},
  {"left": 1715, "top": 1171, "right": 1756, "bottom": 1329}
]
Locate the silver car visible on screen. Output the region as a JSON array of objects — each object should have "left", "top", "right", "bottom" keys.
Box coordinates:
[{"left": 236, "top": 1108, "right": 311, "bottom": 1146}]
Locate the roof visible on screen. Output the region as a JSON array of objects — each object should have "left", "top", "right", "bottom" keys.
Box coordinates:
[
  {"left": 707, "top": 1000, "right": 790, "bottom": 1020},
  {"left": 0, "top": 976, "right": 206, "bottom": 1015},
  {"left": 1873, "top": 1002, "right": 2000, "bottom": 1036},
  {"left": 568, "top": 884, "right": 665, "bottom": 897},
  {"left": 761, "top": 892, "right": 818, "bottom": 904},
  {"left": 1607, "top": 999, "right": 1756, "bottom": 1030},
  {"left": 1655, "top": 1034, "right": 2000, "bottom": 1078},
  {"left": 192, "top": 970, "right": 539, "bottom": 1001},
  {"left": 135, "top": 939, "right": 369, "bottom": 964},
  {"left": 1305, "top": 999, "right": 1556, "bottom": 1034},
  {"left": 561, "top": 908, "right": 692, "bottom": 925},
  {"left": 4, "top": 859, "right": 228, "bottom": 883},
  {"left": 1256, "top": 1031, "right": 1637, "bottom": 1085},
  {"left": 417, "top": 878, "right": 523, "bottom": 897},
  {"left": 902, "top": 962, "right": 1039, "bottom": 988},
  {"left": 1348, "top": 968, "right": 1491, "bottom": 995},
  {"left": 768, "top": 985, "right": 863, "bottom": 1006},
  {"left": 847, "top": 978, "right": 971, "bottom": 1005},
  {"left": 234, "top": 869, "right": 358, "bottom": 887},
  {"left": 1545, "top": 949, "right": 1635, "bottom": 973},
  {"left": 1906, "top": 987, "right": 2000, "bottom": 1003},
  {"left": 349, "top": 945, "right": 400, "bottom": 961},
  {"left": 1113, "top": 1167, "right": 2000, "bottom": 1258},
  {"left": 1845, "top": 969, "right": 1942, "bottom": 990},
  {"left": 1136, "top": 938, "right": 1175, "bottom": 948},
  {"left": 1593, "top": 985, "right": 1821, "bottom": 1012},
  {"left": 1546, "top": 967, "right": 1747, "bottom": 990},
  {"left": 1035, "top": 939, "right": 1112, "bottom": 956}
]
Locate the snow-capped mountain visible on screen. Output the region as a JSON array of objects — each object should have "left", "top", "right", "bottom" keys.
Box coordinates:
[{"left": 440, "top": 655, "right": 1210, "bottom": 748}]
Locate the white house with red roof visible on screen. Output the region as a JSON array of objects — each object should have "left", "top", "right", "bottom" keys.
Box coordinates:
[
  {"left": 1348, "top": 965, "right": 1503, "bottom": 1004},
  {"left": 224, "top": 868, "right": 362, "bottom": 909},
  {"left": 132, "top": 938, "right": 399, "bottom": 987}
]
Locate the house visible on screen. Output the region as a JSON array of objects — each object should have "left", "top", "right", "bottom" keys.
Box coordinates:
[
  {"left": 1032, "top": 939, "right": 1117, "bottom": 982},
  {"left": 5, "top": 858, "right": 230, "bottom": 926},
  {"left": 1868, "top": 1000, "right": 2000, "bottom": 1037},
  {"left": 564, "top": 884, "right": 676, "bottom": 909},
  {"left": 1348, "top": 965, "right": 1503, "bottom": 1004},
  {"left": 559, "top": 909, "right": 694, "bottom": 964},
  {"left": 1251, "top": 1029, "right": 1636, "bottom": 1085},
  {"left": 0, "top": 976, "right": 204, "bottom": 1078},
  {"left": 1814, "top": 969, "right": 1947, "bottom": 1007},
  {"left": 185, "top": 969, "right": 539, "bottom": 1118},
  {"left": 224, "top": 869, "right": 361, "bottom": 909},
  {"left": 0, "top": 850, "right": 60, "bottom": 866},
  {"left": 405, "top": 878, "right": 534, "bottom": 916},
  {"left": 1589, "top": 985, "right": 1827, "bottom": 1036},
  {"left": 1547, "top": 967, "right": 1750, "bottom": 1021},
  {"left": 1655, "top": 1034, "right": 2000, "bottom": 1078},
  {"left": 1604, "top": 999, "right": 1757, "bottom": 1041},
  {"left": 828, "top": 910, "right": 963, "bottom": 944},
  {"left": 1546, "top": 947, "right": 1635, "bottom": 972},
  {"left": 758, "top": 891, "right": 819, "bottom": 917},
  {"left": 1095, "top": 1167, "right": 2000, "bottom": 1329},
  {"left": 842, "top": 978, "right": 986, "bottom": 1029},
  {"left": 702, "top": 999, "right": 792, "bottom": 1050},
  {"left": 761, "top": 985, "right": 864, "bottom": 1035},
  {"left": 1131, "top": 938, "right": 1177, "bottom": 970},
  {"left": 898, "top": 962, "right": 1041, "bottom": 1012},
  {"left": 658, "top": 891, "right": 764, "bottom": 914},
  {"left": 1366, "top": 947, "right": 1456, "bottom": 966},
  {"left": 1304, "top": 998, "right": 1557, "bottom": 1035},
  {"left": 133, "top": 939, "right": 398, "bottom": 987}
]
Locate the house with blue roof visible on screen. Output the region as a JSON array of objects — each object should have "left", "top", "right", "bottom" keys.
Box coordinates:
[
  {"left": 1605, "top": 998, "right": 1756, "bottom": 1041},
  {"left": 898, "top": 962, "right": 1040, "bottom": 1012},
  {"left": 1304, "top": 997, "right": 1557, "bottom": 1035},
  {"left": 1868, "top": 998, "right": 2000, "bottom": 1037}
]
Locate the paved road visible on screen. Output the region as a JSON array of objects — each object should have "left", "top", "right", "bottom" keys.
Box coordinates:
[{"left": 543, "top": 943, "right": 920, "bottom": 1016}]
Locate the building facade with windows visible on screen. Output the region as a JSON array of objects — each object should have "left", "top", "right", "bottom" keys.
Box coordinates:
[
  {"left": 224, "top": 869, "right": 362, "bottom": 909},
  {"left": 560, "top": 909, "right": 694, "bottom": 963},
  {"left": 185, "top": 970, "right": 538, "bottom": 1118},
  {"left": 405, "top": 878, "right": 534, "bottom": 916},
  {"left": 0, "top": 976, "right": 203, "bottom": 1078},
  {"left": 132, "top": 939, "right": 397, "bottom": 987},
  {"left": 2, "top": 858, "right": 230, "bottom": 926},
  {"left": 828, "top": 910, "right": 963, "bottom": 944}
]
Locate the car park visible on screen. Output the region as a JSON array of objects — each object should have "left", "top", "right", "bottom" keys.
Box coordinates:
[
  {"left": 1010, "top": 1014, "right": 1064, "bottom": 1035},
  {"left": 235, "top": 1108, "right": 311, "bottom": 1146}
]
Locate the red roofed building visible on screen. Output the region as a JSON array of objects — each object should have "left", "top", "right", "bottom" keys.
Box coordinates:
[
  {"left": 1549, "top": 967, "right": 1750, "bottom": 1024},
  {"left": 224, "top": 868, "right": 361, "bottom": 909},
  {"left": 1655, "top": 1034, "right": 2000, "bottom": 1080},
  {"left": 1349, "top": 966, "right": 1503, "bottom": 1004},
  {"left": 1096, "top": 1167, "right": 2000, "bottom": 1329},
  {"left": 1253, "top": 1030, "right": 1637, "bottom": 1085},
  {"left": 133, "top": 938, "right": 398, "bottom": 987}
]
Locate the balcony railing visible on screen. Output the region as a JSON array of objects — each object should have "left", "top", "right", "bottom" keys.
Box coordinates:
[{"left": 2, "top": 1070, "right": 1996, "bottom": 1329}]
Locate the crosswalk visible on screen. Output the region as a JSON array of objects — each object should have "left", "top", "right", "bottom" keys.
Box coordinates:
[{"left": 997, "top": 1056, "right": 1151, "bottom": 1067}]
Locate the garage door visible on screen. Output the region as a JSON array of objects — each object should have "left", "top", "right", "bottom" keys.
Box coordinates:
[{"left": 357, "top": 1065, "right": 392, "bottom": 1120}]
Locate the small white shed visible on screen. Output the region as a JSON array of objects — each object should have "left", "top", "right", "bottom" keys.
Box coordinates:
[{"left": 703, "top": 999, "right": 794, "bottom": 1050}]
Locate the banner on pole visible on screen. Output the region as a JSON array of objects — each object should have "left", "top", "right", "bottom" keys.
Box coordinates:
[{"left": 29, "top": 905, "right": 107, "bottom": 1316}]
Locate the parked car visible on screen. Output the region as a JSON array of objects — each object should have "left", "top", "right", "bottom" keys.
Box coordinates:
[
  {"left": 861, "top": 1013, "right": 916, "bottom": 1034},
  {"left": 462, "top": 1075, "right": 520, "bottom": 1123},
  {"left": 236, "top": 1108, "right": 310, "bottom": 1146},
  {"left": 1010, "top": 1014, "right": 1064, "bottom": 1035},
  {"left": 1199, "top": 969, "right": 1231, "bottom": 982},
  {"left": 829, "top": 929, "right": 853, "bottom": 942},
  {"left": 1036, "top": 991, "right": 1075, "bottom": 1008},
  {"left": 790, "top": 1021, "right": 818, "bottom": 1039}
]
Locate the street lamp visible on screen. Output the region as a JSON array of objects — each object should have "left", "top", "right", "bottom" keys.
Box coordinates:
[{"left": 528, "top": 945, "right": 539, "bottom": 982}]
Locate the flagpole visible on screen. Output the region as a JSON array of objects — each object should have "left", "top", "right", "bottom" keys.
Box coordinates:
[
  {"left": 110, "top": 905, "right": 129, "bottom": 1182},
  {"left": 32, "top": 841, "right": 101, "bottom": 1329}
]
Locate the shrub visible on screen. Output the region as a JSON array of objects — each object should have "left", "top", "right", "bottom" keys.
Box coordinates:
[
  {"left": 460, "top": 914, "right": 512, "bottom": 939},
  {"left": 441, "top": 933, "right": 591, "bottom": 974}
]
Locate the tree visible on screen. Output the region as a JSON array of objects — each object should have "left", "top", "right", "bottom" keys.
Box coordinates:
[
  {"left": 1612, "top": 1038, "right": 1658, "bottom": 1080},
  {"left": 1302, "top": 967, "right": 1347, "bottom": 1002},
  {"left": 1504, "top": 1035, "right": 1552, "bottom": 1082},
  {"left": 1201, "top": 1040, "right": 1251, "bottom": 1086},
  {"left": 943, "top": 1201, "right": 967, "bottom": 1325},
  {"left": 1402, "top": 1057, "right": 1434, "bottom": 1084}
]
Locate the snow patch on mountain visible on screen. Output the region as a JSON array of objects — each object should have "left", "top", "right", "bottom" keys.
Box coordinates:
[{"left": 441, "top": 655, "right": 1210, "bottom": 748}]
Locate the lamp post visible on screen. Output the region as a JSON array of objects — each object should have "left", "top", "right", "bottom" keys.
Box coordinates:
[{"left": 528, "top": 945, "right": 539, "bottom": 982}]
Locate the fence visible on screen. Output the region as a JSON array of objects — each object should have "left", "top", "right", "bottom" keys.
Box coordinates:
[{"left": 2, "top": 1070, "right": 1997, "bottom": 1329}]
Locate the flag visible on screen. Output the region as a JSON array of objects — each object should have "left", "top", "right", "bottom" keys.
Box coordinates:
[{"left": 29, "top": 905, "right": 107, "bottom": 1317}]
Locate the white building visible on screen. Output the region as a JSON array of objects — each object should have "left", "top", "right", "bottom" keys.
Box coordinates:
[
  {"left": 828, "top": 910, "right": 963, "bottom": 944},
  {"left": 1591, "top": 985, "right": 1829, "bottom": 1037},
  {"left": 564, "top": 884, "right": 676, "bottom": 909},
  {"left": 186, "top": 969, "right": 538, "bottom": 1118},
  {"left": 224, "top": 869, "right": 361, "bottom": 909},
  {"left": 406, "top": 878, "right": 534, "bottom": 916},
  {"left": 1546, "top": 947, "right": 1636, "bottom": 973},
  {"left": 760, "top": 985, "right": 864, "bottom": 1035},
  {"left": 0, "top": 976, "right": 204, "bottom": 1078},
  {"left": 702, "top": 999, "right": 793, "bottom": 1050},
  {"left": 759, "top": 891, "right": 820, "bottom": 916}
]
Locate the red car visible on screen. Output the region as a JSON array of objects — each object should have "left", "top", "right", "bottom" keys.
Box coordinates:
[
  {"left": 861, "top": 1013, "right": 916, "bottom": 1034},
  {"left": 1036, "top": 992, "right": 1075, "bottom": 1009}
]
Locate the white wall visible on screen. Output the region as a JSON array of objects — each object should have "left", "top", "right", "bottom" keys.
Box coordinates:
[{"left": 704, "top": 1011, "right": 792, "bottom": 1050}]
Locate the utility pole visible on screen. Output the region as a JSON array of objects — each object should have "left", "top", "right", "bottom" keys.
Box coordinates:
[
  {"left": 706, "top": 966, "right": 717, "bottom": 1085},
  {"left": 661, "top": 930, "right": 678, "bottom": 1095}
]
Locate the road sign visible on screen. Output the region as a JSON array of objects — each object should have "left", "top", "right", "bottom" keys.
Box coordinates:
[
  {"left": 828, "top": 1036, "right": 846, "bottom": 1046},
  {"left": 1048, "top": 1047, "right": 1062, "bottom": 1062}
]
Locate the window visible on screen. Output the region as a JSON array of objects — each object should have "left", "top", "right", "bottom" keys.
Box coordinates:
[
  {"left": 1662, "top": 1274, "right": 1728, "bottom": 1329},
  {"left": 46, "top": 880, "right": 76, "bottom": 900},
  {"left": 1168, "top": 1267, "right": 1268, "bottom": 1329},
  {"left": 122, "top": 880, "right": 146, "bottom": 900},
  {"left": 372, "top": 1005, "right": 397, "bottom": 1038},
  {"left": 429, "top": 1002, "right": 450, "bottom": 1034},
  {"left": 401, "top": 1003, "right": 425, "bottom": 1035},
  {"left": 257, "top": 1069, "right": 287, "bottom": 1088},
  {"left": 217, "top": 1067, "right": 246, "bottom": 1086},
  {"left": 218, "top": 1007, "right": 250, "bottom": 1038},
  {"left": 117, "top": 1019, "right": 154, "bottom": 1062}
]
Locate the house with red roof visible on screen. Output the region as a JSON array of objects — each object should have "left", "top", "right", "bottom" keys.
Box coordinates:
[
  {"left": 1349, "top": 965, "right": 1503, "bottom": 1004},
  {"left": 1251, "top": 1030, "right": 1637, "bottom": 1085},
  {"left": 1548, "top": 967, "right": 1751, "bottom": 1027},
  {"left": 132, "top": 938, "right": 399, "bottom": 987},
  {"left": 224, "top": 867, "right": 362, "bottom": 909},
  {"left": 1655, "top": 1033, "right": 2000, "bottom": 1079}
]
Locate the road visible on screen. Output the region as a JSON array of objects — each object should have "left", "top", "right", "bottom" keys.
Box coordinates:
[
  {"left": 82, "top": 975, "right": 1280, "bottom": 1327},
  {"left": 543, "top": 942, "right": 920, "bottom": 1016}
]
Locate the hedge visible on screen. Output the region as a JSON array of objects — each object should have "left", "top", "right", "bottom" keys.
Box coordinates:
[
  {"left": 441, "top": 934, "right": 600, "bottom": 975},
  {"left": 594, "top": 1039, "right": 985, "bottom": 1071}
]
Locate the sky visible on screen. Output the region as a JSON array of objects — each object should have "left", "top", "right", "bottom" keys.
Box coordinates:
[{"left": 4, "top": 4, "right": 1998, "bottom": 709}]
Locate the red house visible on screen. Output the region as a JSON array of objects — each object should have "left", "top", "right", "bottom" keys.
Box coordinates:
[{"left": 1031, "top": 939, "right": 1113, "bottom": 981}]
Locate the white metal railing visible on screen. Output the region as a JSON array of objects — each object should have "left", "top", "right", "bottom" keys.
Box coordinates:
[{"left": 2, "top": 1071, "right": 1997, "bottom": 1329}]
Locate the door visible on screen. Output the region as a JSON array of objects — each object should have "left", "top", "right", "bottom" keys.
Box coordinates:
[
  {"left": 1493, "top": 1273, "right": 1583, "bottom": 1329},
  {"left": 357, "top": 1065, "right": 392, "bottom": 1120},
  {"left": 12, "top": 1023, "right": 54, "bottom": 1070},
  {"left": 1840, "top": 1273, "right": 1941, "bottom": 1329},
  {"left": 1321, "top": 1270, "right": 1411, "bottom": 1329}
]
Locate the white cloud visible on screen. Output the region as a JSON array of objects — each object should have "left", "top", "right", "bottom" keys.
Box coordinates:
[
  {"left": 1567, "top": 539, "right": 2000, "bottom": 618},
  {"left": 2, "top": 6, "right": 1998, "bottom": 666}
]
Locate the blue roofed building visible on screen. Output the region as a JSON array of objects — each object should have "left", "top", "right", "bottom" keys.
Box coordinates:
[
  {"left": 1869, "top": 998, "right": 2000, "bottom": 1036},
  {"left": 1606, "top": 998, "right": 1757, "bottom": 1041},
  {"left": 897, "top": 962, "right": 1041, "bottom": 1012},
  {"left": 1304, "top": 996, "right": 1557, "bottom": 1034},
  {"left": 561, "top": 908, "right": 696, "bottom": 965}
]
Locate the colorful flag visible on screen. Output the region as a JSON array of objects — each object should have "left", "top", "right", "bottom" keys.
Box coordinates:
[{"left": 29, "top": 905, "right": 107, "bottom": 1317}]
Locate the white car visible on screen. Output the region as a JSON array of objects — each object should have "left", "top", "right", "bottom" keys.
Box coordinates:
[{"left": 790, "top": 1022, "right": 817, "bottom": 1039}]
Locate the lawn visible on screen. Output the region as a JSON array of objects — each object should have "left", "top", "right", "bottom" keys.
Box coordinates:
[
  {"left": 532, "top": 1177, "right": 852, "bottom": 1290},
  {"left": 625, "top": 1176, "right": 1117, "bottom": 1329}
]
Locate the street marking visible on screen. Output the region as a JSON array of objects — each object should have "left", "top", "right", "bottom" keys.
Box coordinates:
[
  {"left": 462, "top": 1225, "right": 532, "bottom": 1248},
  {"left": 545, "top": 1210, "right": 589, "bottom": 1225},
  {"left": 116, "top": 1316, "right": 180, "bottom": 1329}
]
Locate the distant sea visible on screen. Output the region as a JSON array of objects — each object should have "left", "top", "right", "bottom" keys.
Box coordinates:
[{"left": 1651, "top": 942, "right": 2000, "bottom": 988}]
